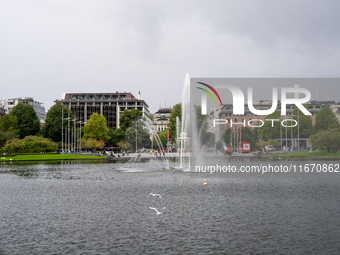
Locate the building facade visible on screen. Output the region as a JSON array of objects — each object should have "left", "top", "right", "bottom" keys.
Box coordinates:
[
  {"left": 330, "top": 104, "right": 340, "bottom": 122},
  {"left": 0, "top": 97, "right": 46, "bottom": 121},
  {"left": 55, "top": 92, "right": 150, "bottom": 130},
  {"left": 153, "top": 107, "right": 172, "bottom": 133},
  {"left": 0, "top": 106, "right": 5, "bottom": 118}
]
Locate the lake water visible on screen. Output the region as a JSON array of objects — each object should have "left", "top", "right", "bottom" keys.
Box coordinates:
[{"left": 1, "top": 159, "right": 340, "bottom": 254}]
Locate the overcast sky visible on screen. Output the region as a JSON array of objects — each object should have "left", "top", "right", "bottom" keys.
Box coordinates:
[{"left": 1, "top": 0, "right": 340, "bottom": 113}]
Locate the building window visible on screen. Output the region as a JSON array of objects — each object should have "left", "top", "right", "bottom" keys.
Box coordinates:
[{"left": 120, "top": 95, "right": 126, "bottom": 99}]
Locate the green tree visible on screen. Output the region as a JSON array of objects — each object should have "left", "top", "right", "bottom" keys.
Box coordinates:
[
  {"left": 257, "top": 110, "right": 281, "bottom": 141},
  {"left": 240, "top": 127, "right": 252, "bottom": 143},
  {"left": 313, "top": 107, "right": 338, "bottom": 133},
  {"left": 106, "top": 128, "right": 125, "bottom": 147},
  {"left": 256, "top": 140, "right": 270, "bottom": 149},
  {"left": 155, "top": 130, "right": 168, "bottom": 147},
  {"left": 310, "top": 129, "right": 340, "bottom": 152},
  {"left": 83, "top": 139, "right": 105, "bottom": 149},
  {"left": 291, "top": 105, "right": 313, "bottom": 138},
  {"left": 0, "top": 115, "right": 19, "bottom": 133},
  {"left": 0, "top": 115, "right": 19, "bottom": 147},
  {"left": 119, "top": 109, "right": 143, "bottom": 131},
  {"left": 268, "top": 139, "right": 280, "bottom": 147},
  {"left": 167, "top": 103, "right": 206, "bottom": 143},
  {"left": 41, "top": 103, "right": 74, "bottom": 142},
  {"left": 4, "top": 138, "right": 25, "bottom": 153},
  {"left": 9, "top": 103, "right": 40, "bottom": 138},
  {"left": 252, "top": 128, "right": 259, "bottom": 142},
  {"left": 0, "top": 131, "right": 18, "bottom": 147},
  {"left": 125, "top": 124, "right": 151, "bottom": 151},
  {"left": 84, "top": 113, "right": 110, "bottom": 142},
  {"left": 117, "top": 141, "right": 132, "bottom": 152},
  {"left": 167, "top": 103, "right": 181, "bottom": 143},
  {"left": 222, "top": 128, "right": 232, "bottom": 145},
  {"left": 21, "top": 136, "right": 57, "bottom": 152}
]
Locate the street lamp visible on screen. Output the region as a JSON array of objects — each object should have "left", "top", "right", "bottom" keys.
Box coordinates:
[
  {"left": 135, "top": 120, "right": 138, "bottom": 153},
  {"left": 78, "top": 121, "right": 83, "bottom": 153},
  {"left": 64, "top": 117, "right": 71, "bottom": 152},
  {"left": 73, "top": 118, "right": 77, "bottom": 153},
  {"left": 62, "top": 106, "right": 63, "bottom": 152}
]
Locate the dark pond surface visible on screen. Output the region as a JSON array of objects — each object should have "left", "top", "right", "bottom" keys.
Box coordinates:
[{"left": 1, "top": 159, "right": 340, "bottom": 254}]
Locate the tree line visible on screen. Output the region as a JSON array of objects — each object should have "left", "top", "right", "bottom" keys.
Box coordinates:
[
  {"left": 221, "top": 105, "right": 340, "bottom": 152},
  {"left": 1, "top": 103, "right": 152, "bottom": 153}
]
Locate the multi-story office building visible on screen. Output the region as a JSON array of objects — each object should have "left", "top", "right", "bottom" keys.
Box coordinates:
[
  {"left": 153, "top": 107, "right": 172, "bottom": 133},
  {"left": 55, "top": 92, "right": 149, "bottom": 129},
  {"left": 330, "top": 104, "right": 340, "bottom": 122},
  {"left": 0, "top": 97, "right": 46, "bottom": 121}
]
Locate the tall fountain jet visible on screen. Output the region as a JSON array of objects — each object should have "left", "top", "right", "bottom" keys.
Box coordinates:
[{"left": 179, "top": 74, "right": 191, "bottom": 170}]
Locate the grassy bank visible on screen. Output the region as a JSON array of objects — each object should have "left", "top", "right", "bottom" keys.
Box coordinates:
[
  {"left": 266, "top": 151, "right": 340, "bottom": 157},
  {"left": 0, "top": 154, "right": 107, "bottom": 162}
]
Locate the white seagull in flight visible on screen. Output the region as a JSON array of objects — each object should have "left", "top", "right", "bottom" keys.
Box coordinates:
[
  {"left": 147, "top": 193, "right": 162, "bottom": 199},
  {"left": 149, "top": 207, "right": 166, "bottom": 215}
]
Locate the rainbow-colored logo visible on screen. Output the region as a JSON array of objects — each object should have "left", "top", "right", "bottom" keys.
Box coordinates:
[{"left": 196, "top": 82, "right": 223, "bottom": 106}]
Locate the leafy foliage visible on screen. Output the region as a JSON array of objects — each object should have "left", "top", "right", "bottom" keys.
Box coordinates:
[
  {"left": 84, "top": 113, "right": 110, "bottom": 142},
  {"left": 291, "top": 105, "right": 313, "bottom": 138},
  {"left": 222, "top": 128, "right": 232, "bottom": 145},
  {"left": 41, "top": 103, "right": 74, "bottom": 142},
  {"left": 21, "top": 136, "right": 58, "bottom": 152},
  {"left": 167, "top": 103, "right": 206, "bottom": 143},
  {"left": 257, "top": 110, "right": 281, "bottom": 141},
  {"left": 0, "top": 115, "right": 20, "bottom": 147},
  {"left": 9, "top": 103, "right": 40, "bottom": 139},
  {"left": 4, "top": 139, "right": 25, "bottom": 153},
  {"left": 125, "top": 123, "right": 151, "bottom": 151},
  {"left": 117, "top": 141, "right": 132, "bottom": 151},
  {"left": 106, "top": 128, "right": 125, "bottom": 147},
  {"left": 155, "top": 130, "right": 168, "bottom": 147},
  {"left": 313, "top": 107, "right": 339, "bottom": 133},
  {"left": 0, "top": 115, "right": 19, "bottom": 133},
  {"left": 119, "top": 109, "right": 142, "bottom": 131},
  {"left": 83, "top": 138, "right": 105, "bottom": 149},
  {"left": 167, "top": 103, "right": 181, "bottom": 143},
  {"left": 0, "top": 130, "right": 18, "bottom": 147},
  {"left": 310, "top": 129, "right": 340, "bottom": 152}
]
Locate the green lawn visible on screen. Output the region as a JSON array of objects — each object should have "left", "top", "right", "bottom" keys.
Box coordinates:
[
  {"left": 0, "top": 154, "right": 107, "bottom": 162},
  {"left": 268, "top": 151, "right": 340, "bottom": 157}
]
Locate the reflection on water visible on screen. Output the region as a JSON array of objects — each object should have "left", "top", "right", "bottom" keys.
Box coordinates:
[{"left": 1, "top": 160, "right": 340, "bottom": 254}]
